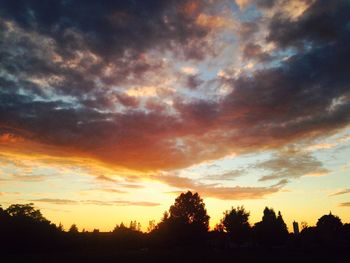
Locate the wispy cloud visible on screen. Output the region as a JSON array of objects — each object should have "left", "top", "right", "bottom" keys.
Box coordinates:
[
  {"left": 83, "top": 200, "right": 160, "bottom": 207},
  {"left": 204, "top": 170, "right": 243, "bottom": 181},
  {"left": 255, "top": 148, "right": 329, "bottom": 181},
  {"left": 30, "top": 198, "right": 78, "bottom": 205},
  {"left": 96, "top": 175, "right": 118, "bottom": 182},
  {"left": 198, "top": 179, "right": 288, "bottom": 200},
  {"left": 152, "top": 174, "right": 288, "bottom": 200},
  {"left": 330, "top": 189, "right": 350, "bottom": 196},
  {"left": 31, "top": 198, "right": 160, "bottom": 207},
  {"left": 339, "top": 202, "right": 350, "bottom": 207},
  {"left": 95, "top": 188, "right": 126, "bottom": 194}
]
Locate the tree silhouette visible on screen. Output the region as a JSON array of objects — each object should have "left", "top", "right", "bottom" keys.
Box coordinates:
[
  {"left": 2, "top": 198, "right": 350, "bottom": 259},
  {"left": 69, "top": 224, "right": 79, "bottom": 233},
  {"left": 316, "top": 212, "right": 343, "bottom": 244},
  {"left": 147, "top": 220, "right": 156, "bottom": 232},
  {"left": 1, "top": 203, "right": 61, "bottom": 253},
  {"left": 316, "top": 212, "right": 342, "bottom": 230},
  {"left": 253, "top": 207, "right": 288, "bottom": 246},
  {"left": 5, "top": 203, "right": 48, "bottom": 223},
  {"left": 169, "top": 191, "right": 209, "bottom": 229},
  {"left": 153, "top": 191, "right": 210, "bottom": 247},
  {"left": 58, "top": 222, "right": 64, "bottom": 232},
  {"left": 221, "top": 206, "right": 251, "bottom": 245}
]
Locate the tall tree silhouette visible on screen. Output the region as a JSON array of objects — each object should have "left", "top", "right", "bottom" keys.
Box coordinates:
[
  {"left": 153, "top": 191, "right": 209, "bottom": 246},
  {"left": 169, "top": 191, "right": 209, "bottom": 229},
  {"left": 221, "top": 206, "right": 251, "bottom": 245}
]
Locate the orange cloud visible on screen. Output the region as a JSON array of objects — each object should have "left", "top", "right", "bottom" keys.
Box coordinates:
[
  {"left": 196, "top": 14, "right": 237, "bottom": 29},
  {"left": 151, "top": 174, "right": 287, "bottom": 200},
  {"left": 181, "top": 1, "right": 200, "bottom": 16}
]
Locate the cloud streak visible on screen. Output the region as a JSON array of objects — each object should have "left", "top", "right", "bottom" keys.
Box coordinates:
[
  {"left": 331, "top": 189, "right": 350, "bottom": 197},
  {"left": 152, "top": 174, "right": 287, "bottom": 200},
  {"left": 31, "top": 198, "right": 160, "bottom": 207}
]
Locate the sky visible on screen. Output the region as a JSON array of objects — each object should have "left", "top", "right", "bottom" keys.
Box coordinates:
[{"left": 0, "top": 0, "right": 350, "bottom": 232}]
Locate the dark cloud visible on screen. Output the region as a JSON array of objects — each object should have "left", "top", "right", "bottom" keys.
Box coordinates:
[
  {"left": 242, "top": 43, "right": 271, "bottom": 61},
  {"left": 0, "top": 0, "right": 210, "bottom": 60},
  {"left": 238, "top": 21, "right": 259, "bottom": 40},
  {"left": 267, "top": 0, "right": 350, "bottom": 48},
  {"left": 256, "top": 0, "right": 276, "bottom": 9},
  {"left": 186, "top": 75, "right": 204, "bottom": 90},
  {"left": 0, "top": 0, "right": 350, "bottom": 174}
]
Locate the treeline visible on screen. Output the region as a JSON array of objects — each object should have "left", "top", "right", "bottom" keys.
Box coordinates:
[{"left": 1, "top": 191, "right": 350, "bottom": 254}]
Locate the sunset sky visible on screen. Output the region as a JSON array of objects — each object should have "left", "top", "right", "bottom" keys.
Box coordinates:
[{"left": 1, "top": 0, "right": 350, "bottom": 232}]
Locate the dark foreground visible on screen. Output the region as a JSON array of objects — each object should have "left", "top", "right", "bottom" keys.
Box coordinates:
[
  {"left": 3, "top": 247, "right": 349, "bottom": 263},
  {"left": 2, "top": 202, "right": 350, "bottom": 262}
]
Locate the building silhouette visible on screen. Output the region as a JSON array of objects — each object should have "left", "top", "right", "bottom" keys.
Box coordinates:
[{"left": 293, "top": 221, "right": 299, "bottom": 235}]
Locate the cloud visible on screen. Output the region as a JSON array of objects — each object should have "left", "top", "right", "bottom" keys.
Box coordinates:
[
  {"left": 198, "top": 179, "right": 287, "bottom": 200},
  {"left": 95, "top": 175, "right": 144, "bottom": 189},
  {"left": 30, "top": 198, "right": 78, "bottom": 205},
  {"left": 113, "top": 201, "right": 160, "bottom": 207},
  {"left": 242, "top": 43, "right": 272, "bottom": 61},
  {"left": 82, "top": 200, "right": 159, "bottom": 207},
  {"left": 255, "top": 148, "right": 329, "bottom": 181},
  {"left": 235, "top": 0, "right": 253, "bottom": 10},
  {"left": 31, "top": 198, "right": 160, "bottom": 207},
  {"left": 0, "top": 0, "right": 210, "bottom": 60},
  {"left": 96, "top": 175, "right": 118, "bottom": 183},
  {"left": 181, "top": 66, "right": 198, "bottom": 75},
  {"left": 10, "top": 174, "right": 48, "bottom": 182},
  {"left": 339, "top": 202, "right": 350, "bottom": 207},
  {"left": 152, "top": 174, "right": 287, "bottom": 200},
  {"left": 306, "top": 143, "right": 337, "bottom": 151},
  {"left": 267, "top": 0, "right": 349, "bottom": 47},
  {"left": 330, "top": 189, "right": 350, "bottom": 197},
  {"left": 0, "top": 0, "right": 349, "bottom": 175},
  {"left": 204, "top": 170, "right": 243, "bottom": 181},
  {"left": 95, "top": 188, "right": 126, "bottom": 194}
]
